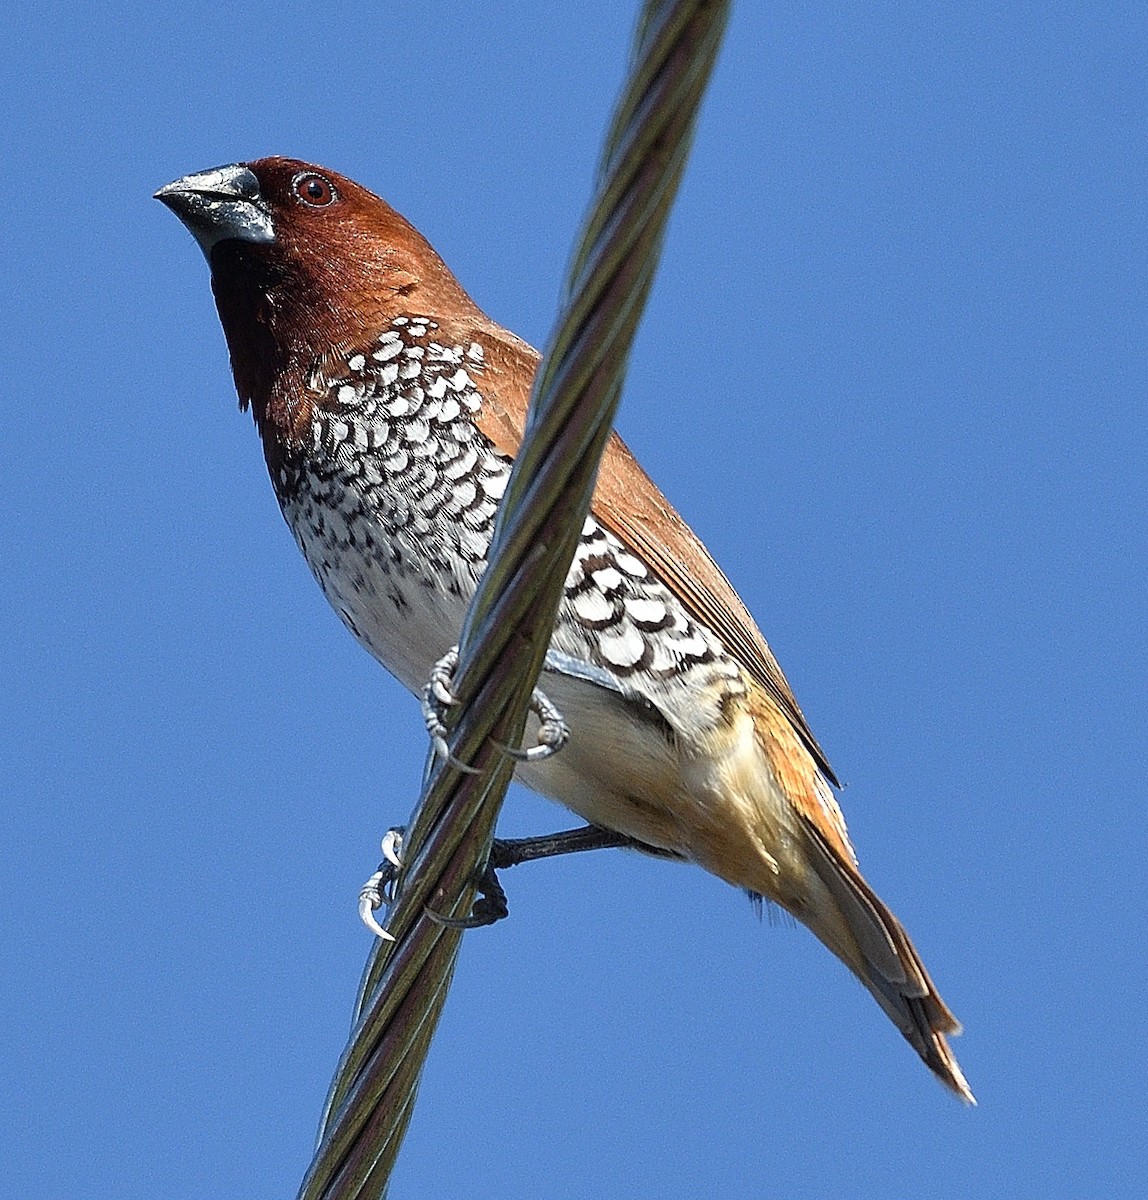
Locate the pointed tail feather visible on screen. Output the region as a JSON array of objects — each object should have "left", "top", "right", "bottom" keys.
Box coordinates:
[{"left": 802, "top": 826, "right": 975, "bottom": 1104}]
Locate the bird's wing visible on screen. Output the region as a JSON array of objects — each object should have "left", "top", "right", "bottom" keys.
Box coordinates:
[{"left": 475, "top": 323, "right": 838, "bottom": 787}]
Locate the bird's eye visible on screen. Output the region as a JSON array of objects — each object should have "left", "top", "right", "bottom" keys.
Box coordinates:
[{"left": 293, "top": 172, "right": 337, "bottom": 207}]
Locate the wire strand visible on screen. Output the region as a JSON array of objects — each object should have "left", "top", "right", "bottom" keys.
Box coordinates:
[{"left": 295, "top": 3, "right": 730, "bottom": 1195}]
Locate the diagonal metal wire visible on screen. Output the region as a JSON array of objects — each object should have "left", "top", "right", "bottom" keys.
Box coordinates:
[{"left": 295, "top": 2, "right": 731, "bottom": 1196}]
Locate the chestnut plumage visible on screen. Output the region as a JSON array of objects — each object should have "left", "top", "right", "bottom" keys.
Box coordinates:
[{"left": 157, "top": 157, "right": 973, "bottom": 1102}]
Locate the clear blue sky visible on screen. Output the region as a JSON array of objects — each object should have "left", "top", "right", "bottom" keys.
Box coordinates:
[{"left": 3, "top": 3, "right": 1144, "bottom": 1197}]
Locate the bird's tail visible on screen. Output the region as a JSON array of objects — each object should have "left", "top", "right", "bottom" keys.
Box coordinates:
[{"left": 800, "top": 825, "right": 975, "bottom": 1103}]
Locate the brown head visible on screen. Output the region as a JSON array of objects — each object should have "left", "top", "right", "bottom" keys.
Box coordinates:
[{"left": 155, "top": 157, "right": 479, "bottom": 446}]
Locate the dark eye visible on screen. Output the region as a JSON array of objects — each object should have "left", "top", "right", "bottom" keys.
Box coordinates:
[{"left": 293, "top": 172, "right": 337, "bottom": 207}]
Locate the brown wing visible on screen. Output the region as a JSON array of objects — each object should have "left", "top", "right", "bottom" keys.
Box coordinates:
[{"left": 474, "top": 321, "right": 838, "bottom": 787}]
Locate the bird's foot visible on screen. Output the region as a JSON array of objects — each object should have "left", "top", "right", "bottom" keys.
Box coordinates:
[
  {"left": 422, "top": 646, "right": 569, "bottom": 769},
  {"left": 491, "top": 686, "right": 569, "bottom": 763},
  {"left": 360, "top": 821, "right": 667, "bottom": 937},
  {"left": 421, "top": 647, "right": 481, "bottom": 773},
  {"left": 426, "top": 860, "right": 509, "bottom": 929}
]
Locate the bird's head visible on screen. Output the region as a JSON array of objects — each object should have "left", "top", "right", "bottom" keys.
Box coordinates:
[{"left": 156, "top": 157, "right": 475, "bottom": 436}]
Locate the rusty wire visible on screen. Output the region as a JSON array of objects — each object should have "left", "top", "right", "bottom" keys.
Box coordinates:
[{"left": 295, "top": 2, "right": 731, "bottom": 1196}]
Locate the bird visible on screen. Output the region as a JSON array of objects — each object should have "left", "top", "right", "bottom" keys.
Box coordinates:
[{"left": 156, "top": 156, "right": 973, "bottom": 1102}]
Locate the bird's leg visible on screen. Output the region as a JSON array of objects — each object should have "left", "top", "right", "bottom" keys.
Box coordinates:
[
  {"left": 426, "top": 825, "right": 637, "bottom": 929},
  {"left": 433, "top": 824, "right": 684, "bottom": 928},
  {"left": 490, "top": 824, "right": 646, "bottom": 867}
]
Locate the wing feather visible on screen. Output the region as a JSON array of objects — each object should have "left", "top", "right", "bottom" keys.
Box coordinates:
[{"left": 472, "top": 321, "right": 838, "bottom": 786}]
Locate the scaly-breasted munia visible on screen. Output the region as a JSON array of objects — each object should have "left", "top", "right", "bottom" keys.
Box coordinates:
[{"left": 156, "top": 158, "right": 972, "bottom": 1102}]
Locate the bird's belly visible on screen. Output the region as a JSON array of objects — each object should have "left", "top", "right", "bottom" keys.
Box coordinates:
[
  {"left": 282, "top": 468, "right": 798, "bottom": 887},
  {"left": 518, "top": 667, "right": 693, "bottom": 854},
  {"left": 519, "top": 668, "right": 807, "bottom": 898}
]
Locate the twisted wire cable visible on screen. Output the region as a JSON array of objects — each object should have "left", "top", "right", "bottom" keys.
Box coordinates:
[{"left": 296, "top": 3, "right": 731, "bottom": 1195}]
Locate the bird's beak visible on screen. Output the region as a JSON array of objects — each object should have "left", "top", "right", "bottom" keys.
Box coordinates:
[{"left": 155, "top": 164, "right": 275, "bottom": 260}]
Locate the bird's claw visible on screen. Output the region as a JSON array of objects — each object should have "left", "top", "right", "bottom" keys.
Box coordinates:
[
  {"left": 426, "top": 648, "right": 459, "bottom": 710},
  {"left": 358, "top": 874, "right": 396, "bottom": 941},
  {"left": 492, "top": 686, "right": 570, "bottom": 763},
  {"left": 425, "top": 861, "right": 509, "bottom": 929},
  {"left": 421, "top": 647, "right": 482, "bottom": 773},
  {"left": 358, "top": 827, "right": 405, "bottom": 940},
  {"left": 380, "top": 827, "right": 404, "bottom": 871}
]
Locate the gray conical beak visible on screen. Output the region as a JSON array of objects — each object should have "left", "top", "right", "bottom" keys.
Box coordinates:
[{"left": 155, "top": 164, "right": 275, "bottom": 259}]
